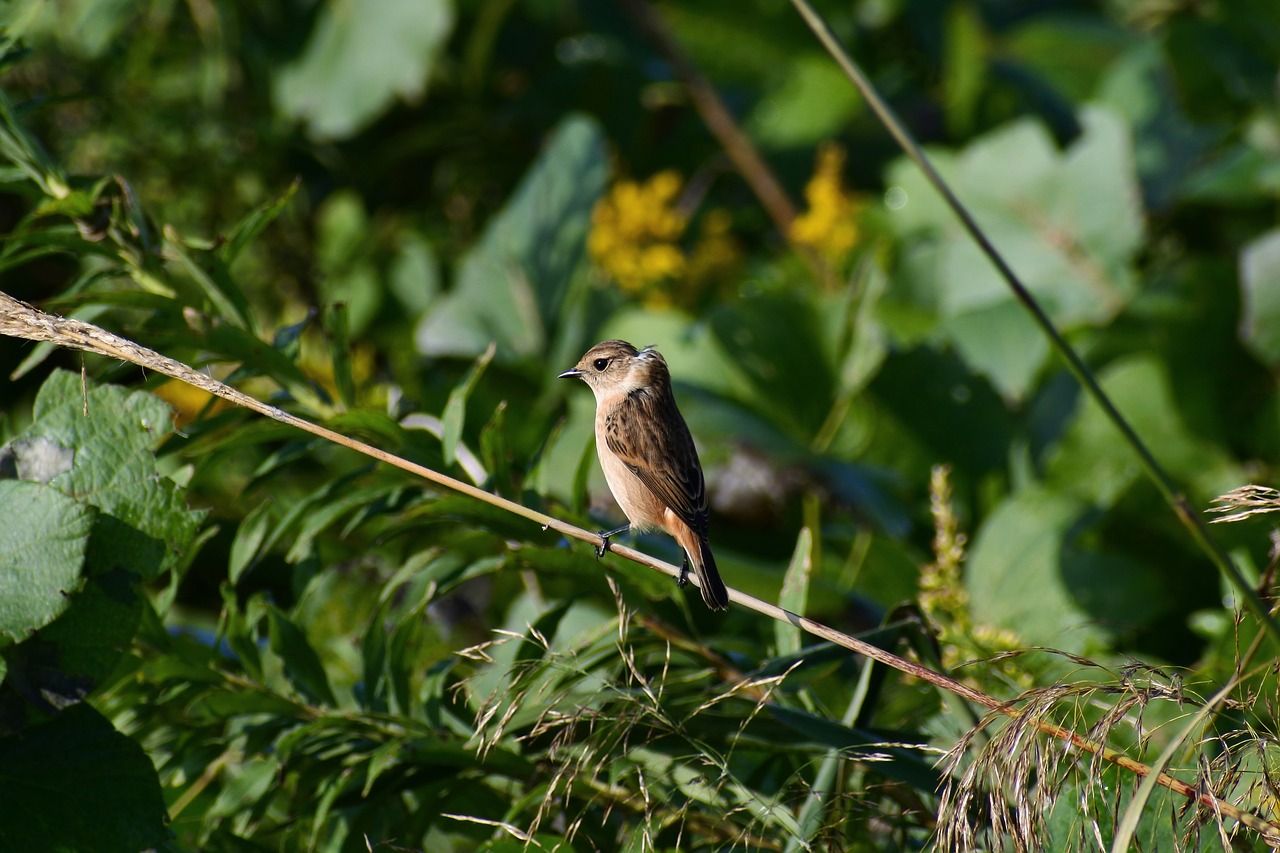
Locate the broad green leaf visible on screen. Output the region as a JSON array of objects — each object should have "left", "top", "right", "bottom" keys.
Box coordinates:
[
  {"left": 0, "top": 703, "right": 168, "bottom": 852},
  {"left": 1095, "top": 40, "right": 1215, "bottom": 210},
  {"left": 1045, "top": 355, "right": 1240, "bottom": 507},
  {"left": 0, "top": 480, "right": 92, "bottom": 646},
  {"left": 34, "top": 567, "right": 144, "bottom": 685},
  {"left": 868, "top": 346, "right": 1015, "bottom": 478},
  {"left": 1240, "top": 228, "right": 1280, "bottom": 367},
  {"left": 885, "top": 107, "right": 1143, "bottom": 399},
  {"left": 944, "top": 298, "right": 1049, "bottom": 400},
  {"left": 416, "top": 114, "right": 606, "bottom": 362},
  {"left": 708, "top": 291, "right": 838, "bottom": 439},
  {"left": 1002, "top": 16, "right": 1133, "bottom": 104},
  {"left": 965, "top": 487, "right": 1105, "bottom": 652},
  {"left": 273, "top": 0, "right": 454, "bottom": 141},
  {"left": 747, "top": 54, "right": 863, "bottom": 148}
]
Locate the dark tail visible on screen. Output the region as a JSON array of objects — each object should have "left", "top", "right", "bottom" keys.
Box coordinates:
[{"left": 695, "top": 538, "right": 730, "bottom": 611}]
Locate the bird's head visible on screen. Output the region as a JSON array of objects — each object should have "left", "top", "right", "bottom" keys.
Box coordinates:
[{"left": 559, "top": 339, "right": 668, "bottom": 398}]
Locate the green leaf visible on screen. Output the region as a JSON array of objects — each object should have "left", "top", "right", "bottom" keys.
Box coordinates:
[
  {"left": 708, "top": 291, "right": 837, "bottom": 438},
  {"left": 273, "top": 0, "right": 454, "bottom": 140},
  {"left": 942, "top": 2, "right": 987, "bottom": 138},
  {"left": 361, "top": 600, "right": 392, "bottom": 712},
  {"left": 479, "top": 401, "right": 511, "bottom": 493},
  {"left": 34, "top": 567, "right": 144, "bottom": 685},
  {"left": 416, "top": 114, "right": 607, "bottom": 361},
  {"left": 164, "top": 225, "right": 255, "bottom": 330},
  {"left": 442, "top": 342, "right": 496, "bottom": 467},
  {"left": 313, "top": 190, "right": 382, "bottom": 335},
  {"left": 206, "top": 755, "right": 279, "bottom": 823},
  {"left": 0, "top": 703, "right": 169, "bottom": 852},
  {"left": 0, "top": 480, "right": 93, "bottom": 646},
  {"left": 194, "top": 321, "right": 324, "bottom": 410},
  {"left": 965, "top": 487, "right": 1104, "bottom": 652},
  {"left": 765, "top": 705, "right": 938, "bottom": 791},
  {"left": 0, "top": 85, "right": 69, "bottom": 198},
  {"left": 389, "top": 231, "right": 441, "bottom": 316},
  {"left": 228, "top": 500, "right": 273, "bottom": 585},
  {"left": 286, "top": 481, "right": 399, "bottom": 564},
  {"left": 774, "top": 526, "right": 813, "bottom": 657},
  {"left": 322, "top": 302, "right": 355, "bottom": 408},
  {"left": 220, "top": 178, "right": 300, "bottom": 266},
  {"left": 1240, "top": 228, "right": 1280, "bottom": 367},
  {"left": 267, "top": 605, "right": 338, "bottom": 706},
  {"left": 746, "top": 54, "right": 863, "bottom": 148},
  {"left": 1044, "top": 355, "right": 1240, "bottom": 506},
  {"left": 886, "top": 107, "right": 1143, "bottom": 399}
]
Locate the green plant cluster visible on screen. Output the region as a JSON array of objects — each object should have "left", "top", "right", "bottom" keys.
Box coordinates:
[{"left": 2, "top": 0, "right": 1280, "bottom": 850}]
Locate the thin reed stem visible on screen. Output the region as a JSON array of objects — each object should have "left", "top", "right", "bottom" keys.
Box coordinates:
[{"left": 784, "top": 0, "right": 1280, "bottom": 649}]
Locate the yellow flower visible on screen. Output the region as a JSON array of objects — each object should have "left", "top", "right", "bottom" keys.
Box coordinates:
[
  {"left": 154, "top": 379, "right": 230, "bottom": 427},
  {"left": 789, "top": 143, "right": 863, "bottom": 263},
  {"left": 588, "top": 170, "right": 689, "bottom": 299},
  {"left": 687, "top": 208, "right": 740, "bottom": 290}
]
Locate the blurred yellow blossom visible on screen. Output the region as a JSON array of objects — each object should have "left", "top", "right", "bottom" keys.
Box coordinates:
[
  {"left": 789, "top": 143, "right": 863, "bottom": 263},
  {"left": 154, "top": 379, "right": 231, "bottom": 427},
  {"left": 588, "top": 170, "right": 689, "bottom": 297},
  {"left": 686, "top": 208, "right": 740, "bottom": 291}
]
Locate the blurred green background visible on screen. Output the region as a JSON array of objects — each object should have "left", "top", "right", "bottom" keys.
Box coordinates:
[{"left": 1, "top": 0, "right": 1279, "bottom": 849}]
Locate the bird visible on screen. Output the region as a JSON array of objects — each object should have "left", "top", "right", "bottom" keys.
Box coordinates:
[{"left": 559, "top": 340, "right": 730, "bottom": 611}]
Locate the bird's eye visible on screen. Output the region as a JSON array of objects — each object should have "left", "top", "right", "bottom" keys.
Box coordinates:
[{"left": 592, "top": 358, "right": 610, "bottom": 371}]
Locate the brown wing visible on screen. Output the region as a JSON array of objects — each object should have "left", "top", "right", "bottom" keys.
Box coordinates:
[{"left": 603, "top": 386, "right": 709, "bottom": 537}]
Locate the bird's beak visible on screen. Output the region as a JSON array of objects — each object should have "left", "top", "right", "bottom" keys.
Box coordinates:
[{"left": 558, "top": 368, "right": 583, "bottom": 379}]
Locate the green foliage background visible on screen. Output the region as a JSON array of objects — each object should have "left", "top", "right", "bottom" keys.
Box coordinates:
[{"left": 1, "top": 0, "right": 1279, "bottom": 850}]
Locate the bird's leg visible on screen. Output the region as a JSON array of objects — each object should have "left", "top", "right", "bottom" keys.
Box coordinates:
[
  {"left": 595, "top": 523, "right": 631, "bottom": 559},
  {"left": 676, "top": 556, "right": 691, "bottom": 588}
]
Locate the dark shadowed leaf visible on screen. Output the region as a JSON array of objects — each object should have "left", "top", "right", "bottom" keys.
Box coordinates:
[{"left": 0, "top": 703, "right": 169, "bottom": 852}]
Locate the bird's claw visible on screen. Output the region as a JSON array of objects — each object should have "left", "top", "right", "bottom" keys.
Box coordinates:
[
  {"left": 594, "top": 524, "right": 630, "bottom": 560},
  {"left": 676, "top": 557, "right": 691, "bottom": 588}
]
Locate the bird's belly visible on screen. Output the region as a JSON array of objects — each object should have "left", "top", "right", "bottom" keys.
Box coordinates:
[{"left": 598, "top": 448, "right": 665, "bottom": 531}]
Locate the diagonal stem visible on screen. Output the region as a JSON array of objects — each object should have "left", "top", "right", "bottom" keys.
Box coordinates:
[{"left": 786, "top": 0, "right": 1280, "bottom": 649}]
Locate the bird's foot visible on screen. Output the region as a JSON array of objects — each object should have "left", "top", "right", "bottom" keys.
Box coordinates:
[
  {"left": 595, "top": 523, "right": 631, "bottom": 559},
  {"left": 676, "top": 556, "right": 691, "bottom": 588}
]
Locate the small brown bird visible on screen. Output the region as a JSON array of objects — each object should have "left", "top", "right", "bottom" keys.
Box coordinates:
[{"left": 560, "top": 340, "right": 730, "bottom": 611}]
